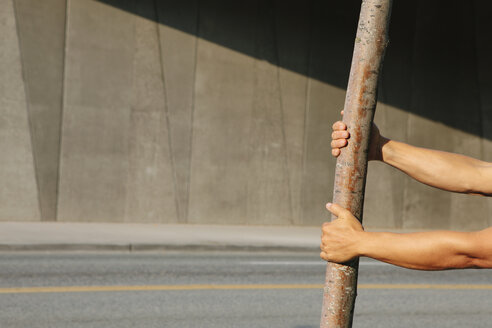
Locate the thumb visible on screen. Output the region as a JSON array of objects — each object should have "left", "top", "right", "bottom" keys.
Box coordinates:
[{"left": 325, "top": 203, "right": 351, "bottom": 219}]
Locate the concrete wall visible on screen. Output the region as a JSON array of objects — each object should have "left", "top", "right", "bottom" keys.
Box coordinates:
[{"left": 2, "top": 0, "right": 491, "bottom": 229}]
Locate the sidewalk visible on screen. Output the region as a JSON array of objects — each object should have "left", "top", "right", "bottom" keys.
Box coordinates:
[{"left": 0, "top": 222, "right": 321, "bottom": 252}]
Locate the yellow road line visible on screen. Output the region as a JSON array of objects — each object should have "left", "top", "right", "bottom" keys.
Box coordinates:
[
  {"left": 0, "top": 284, "right": 321, "bottom": 294},
  {"left": 0, "top": 284, "right": 491, "bottom": 294},
  {"left": 359, "top": 284, "right": 492, "bottom": 290}
]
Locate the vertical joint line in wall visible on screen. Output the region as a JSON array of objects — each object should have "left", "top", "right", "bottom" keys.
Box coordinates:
[
  {"left": 271, "top": 0, "right": 294, "bottom": 224},
  {"left": 186, "top": 0, "right": 201, "bottom": 223},
  {"left": 244, "top": 0, "right": 261, "bottom": 219},
  {"left": 469, "top": 0, "right": 491, "bottom": 227},
  {"left": 470, "top": 1, "right": 484, "bottom": 155},
  {"left": 402, "top": 2, "right": 421, "bottom": 229},
  {"left": 300, "top": 0, "right": 314, "bottom": 217},
  {"left": 55, "top": 0, "right": 70, "bottom": 222},
  {"left": 154, "top": 0, "right": 181, "bottom": 222},
  {"left": 12, "top": 0, "right": 43, "bottom": 220}
]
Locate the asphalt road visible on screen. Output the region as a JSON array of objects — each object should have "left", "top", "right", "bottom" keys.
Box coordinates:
[{"left": 0, "top": 252, "right": 491, "bottom": 328}]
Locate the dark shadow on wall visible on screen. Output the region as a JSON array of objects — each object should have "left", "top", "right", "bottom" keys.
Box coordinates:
[{"left": 97, "top": 0, "right": 492, "bottom": 139}]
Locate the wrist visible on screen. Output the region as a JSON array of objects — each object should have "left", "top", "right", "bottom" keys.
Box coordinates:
[
  {"left": 355, "top": 231, "right": 377, "bottom": 258},
  {"left": 354, "top": 230, "right": 370, "bottom": 257}
]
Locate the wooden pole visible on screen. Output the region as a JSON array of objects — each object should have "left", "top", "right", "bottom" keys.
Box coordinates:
[{"left": 320, "top": 0, "right": 393, "bottom": 327}]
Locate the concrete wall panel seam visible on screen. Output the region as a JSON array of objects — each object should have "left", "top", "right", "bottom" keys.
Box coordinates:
[
  {"left": 57, "top": 0, "right": 70, "bottom": 222},
  {"left": 183, "top": 11, "right": 204, "bottom": 224},
  {"left": 187, "top": 0, "right": 200, "bottom": 224},
  {"left": 269, "top": 1, "right": 294, "bottom": 224},
  {"left": 0, "top": 0, "right": 41, "bottom": 220},
  {"left": 154, "top": 2, "right": 181, "bottom": 222},
  {"left": 11, "top": 0, "right": 42, "bottom": 220},
  {"left": 299, "top": 1, "right": 314, "bottom": 225},
  {"left": 55, "top": 0, "right": 70, "bottom": 221}
]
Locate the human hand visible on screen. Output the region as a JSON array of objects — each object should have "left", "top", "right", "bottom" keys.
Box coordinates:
[
  {"left": 331, "top": 110, "right": 383, "bottom": 161},
  {"left": 320, "top": 203, "right": 364, "bottom": 263}
]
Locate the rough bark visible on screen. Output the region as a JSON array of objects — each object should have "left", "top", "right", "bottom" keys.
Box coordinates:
[{"left": 320, "top": 0, "right": 393, "bottom": 327}]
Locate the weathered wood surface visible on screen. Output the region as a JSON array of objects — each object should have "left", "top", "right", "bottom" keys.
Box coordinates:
[{"left": 321, "top": 0, "right": 393, "bottom": 327}]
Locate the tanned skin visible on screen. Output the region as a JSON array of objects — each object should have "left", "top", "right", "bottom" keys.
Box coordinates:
[{"left": 320, "top": 113, "right": 492, "bottom": 270}]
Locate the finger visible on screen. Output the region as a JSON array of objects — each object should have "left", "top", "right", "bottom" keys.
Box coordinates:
[
  {"left": 331, "top": 130, "right": 350, "bottom": 140},
  {"left": 321, "top": 222, "right": 331, "bottom": 235},
  {"left": 332, "top": 121, "right": 347, "bottom": 131},
  {"left": 331, "top": 139, "right": 347, "bottom": 149},
  {"left": 341, "top": 110, "right": 344, "bottom": 116},
  {"left": 325, "top": 203, "right": 351, "bottom": 218},
  {"left": 332, "top": 148, "right": 341, "bottom": 157},
  {"left": 320, "top": 251, "right": 329, "bottom": 261}
]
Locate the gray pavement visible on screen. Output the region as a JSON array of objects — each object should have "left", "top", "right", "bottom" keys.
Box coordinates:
[
  {"left": 1, "top": 252, "right": 491, "bottom": 328},
  {"left": 0, "top": 222, "right": 322, "bottom": 252}
]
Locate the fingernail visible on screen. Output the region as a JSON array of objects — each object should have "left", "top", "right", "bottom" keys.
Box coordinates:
[{"left": 326, "top": 202, "right": 332, "bottom": 208}]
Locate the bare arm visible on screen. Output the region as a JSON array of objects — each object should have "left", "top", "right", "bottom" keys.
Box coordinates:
[
  {"left": 359, "top": 228, "right": 492, "bottom": 270},
  {"left": 320, "top": 204, "right": 492, "bottom": 270},
  {"left": 380, "top": 138, "right": 492, "bottom": 196},
  {"left": 331, "top": 121, "right": 492, "bottom": 196}
]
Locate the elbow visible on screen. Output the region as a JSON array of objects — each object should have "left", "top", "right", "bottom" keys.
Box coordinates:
[
  {"left": 466, "top": 228, "right": 492, "bottom": 268},
  {"left": 461, "top": 180, "right": 487, "bottom": 196},
  {"left": 469, "top": 256, "right": 492, "bottom": 269},
  {"left": 462, "top": 187, "right": 492, "bottom": 197},
  {"left": 465, "top": 185, "right": 492, "bottom": 197},
  {"left": 466, "top": 165, "right": 492, "bottom": 196},
  {"left": 444, "top": 255, "right": 487, "bottom": 269}
]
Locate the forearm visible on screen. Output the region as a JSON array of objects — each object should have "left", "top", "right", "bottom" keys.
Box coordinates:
[
  {"left": 380, "top": 138, "right": 492, "bottom": 195},
  {"left": 357, "top": 229, "right": 492, "bottom": 270}
]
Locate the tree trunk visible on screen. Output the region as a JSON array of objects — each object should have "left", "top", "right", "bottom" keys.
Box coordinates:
[{"left": 320, "top": 0, "right": 393, "bottom": 327}]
